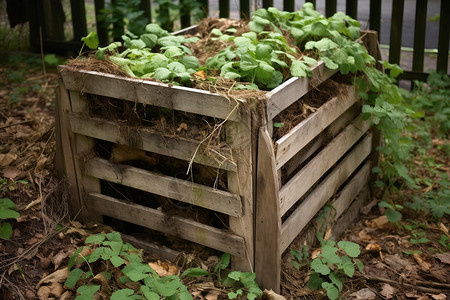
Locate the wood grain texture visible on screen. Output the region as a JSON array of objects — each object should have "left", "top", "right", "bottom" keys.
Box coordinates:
[
  {"left": 85, "top": 157, "right": 242, "bottom": 217},
  {"left": 89, "top": 192, "right": 246, "bottom": 256},
  {"left": 59, "top": 66, "right": 242, "bottom": 122},
  {"left": 280, "top": 133, "right": 372, "bottom": 251},
  {"left": 69, "top": 113, "right": 237, "bottom": 172},
  {"left": 266, "top": 61, "right": 337, "bottom": 121},
  {"left": 255, "top": 127, "right": 282, "bottom": 293},
  {"left": 275, "top": 86, "right": 358, "bottom": 169},
  {"left": 279, "top": 117, "right": 371, "bottom": 216}
]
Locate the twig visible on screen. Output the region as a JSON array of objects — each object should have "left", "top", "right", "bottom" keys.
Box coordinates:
[
  {"left": 39, "top": 26, "right": 48, "bottom": 90},
  {"left": 355, "top": 273, "right": 450, "bottom": 294},
  {"left": 0, "top": 120, "right": 33, "bottom": 130}
]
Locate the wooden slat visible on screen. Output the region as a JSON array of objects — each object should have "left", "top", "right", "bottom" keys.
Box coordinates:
[
  {"left": 274, "top": 86, "right": 358, "bottom": 169},
  {"left": 331, "top": 162, "right": 371, "bottom": 218},
  {"left": 280, "top": 134, "right": 372, "bottom": 252},
  {"left": 279, "top": 117, "right": 371, "bottom": 216},
  {"left": 412, "top": 0, "right": 427, "bottom": 72},
  {"left": 262, "top": 0, "right": 273, "bottom": 8},
  {"left": 283, "top": 0, "right": 295, "bottom": 12},
  {"left": 369, "top": 0, "right": 382, "bottom": 39},
  {"left": 59, "top": 66, "right": 241, "bottom": 122},
  {"left": 325, "top": 0, "right": 337, "bottom": 17},
  {"left": 69, "top": 113, "right": 237, "bottom": 172},
  {"left": 139, "top": 0, "right": 152, "bottom": 24},
  {"left": 266, "top": 61, "right": 337, "bottom": 121},
  {"left": 121, "top": 233, "right": 179, "bottom": 262},
  {"left": 219, "top": 0, "right": 230, "bottom": 18},
  {"left": 173, "top": 25, "right": 198, "bottom": 36},
  {"left": 94, "top": 0, "right": 108, "bottom": 46},
  {"left": 255, "top": 127, "right": 281, "bottom": 293},
  {"left": 437, "top": 0, "right": 450, "bottom": 73},
  {"left": 85, "top": 157, "right": 242, "bottom": 217},
  {"left": 70, "top": 0, "right": 87, "bottom": 41},
  {"left": 389, "top": 0, "right": 405, "bottom": 65},
  {"left": 240, "top": 0, "right": 250, "bottom": 19},
  {"left": 89, "top": 193, "right": 245, "bottom": 257},
  {"left": 200, "top": 0, "right": 209, "bottom": 17},
  {"left": 346, "top": 0, "right": 358, "bottom": 19},
  {"left": 180, "top": 0, "right": 191, "bottom": 28}
]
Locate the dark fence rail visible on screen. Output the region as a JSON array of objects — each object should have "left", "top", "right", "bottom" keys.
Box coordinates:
[{"left": 28, "top": 0, "right": 449, "bottom": 81}]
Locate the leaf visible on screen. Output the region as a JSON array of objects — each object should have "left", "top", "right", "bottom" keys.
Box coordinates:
[
  {"left": 321, "top": 282, "right": 339, "bottom": 300},
  {"left": 290, "top": 60, "right": 308, "bottom": 77},
  {"left": 181, "top": 56, "right": 200, "bottom": 70},
  {"left": 386, "top": 208, "right": 402, "bottom": 223},
  {"left": 141, "top": 286, "right": 160, "bottom": 300},
  {"left": 273, "top": 122, "right": 284, "bottom": 128},
  {"left": 154, "top": 68, "right": 173, "bottom": 81},
  {"left": 182, "top": 268, "right": 210, "bottom": 277},
  {"left": 214, "top": 253, "right": 230, "bottom": 273},
  {"left": 164, "top": 46, "right": 183, "bottom": 58},
  {"left": 65, "top": 268, "right": 84, "bottom": 288},
  {"left": 0, "top": 222, "right": 13, "bottom": 240},
  {"left": 305, "top": 38, "right": 338, "bottom": 51},
  {"left": 234, "top": 37, "right": 252, "bottom": 48},
  {"left": 140, "top": 33, "right": 158, "bottom": 48},
  {"left": 111, "top": 289, "right": 140, "bottom": 300},
  {"left": 255, "top": 44, "right": 272, "bottom": 60},
  {"left": 337, "top": 241, "right": 361, "bottom": 257},
  {"left": 339, "top": 255, "right": 355, "bottom": 277},
  {"left": 321, "top": 57, "right": 339, "bottom": 70},
  {"left": 355, "top": 259, "right": 364, "bottom": 273},
  {"left": 307, "top": 272, "right": 323, "bottom": 290},
  {"left": 81, "top": 32, "right": 99, "bottom": 49},
  {"left": 145, "top": 24, "right": 166, "bottom": 36},
  {"left": 75, "top": 285, "right": 100, "bottom": 300},
  {"left": 110, "top": 255, "right": 125, "bottom": 267},
  {"left": 329, "top": 272, "right": 343, "bottom": 291},
  {"left": 311, "top": 259, "right": 330, "bottom": 275},
  {"left": 211, "top": 28, "right": 223, "bottom": 36}
]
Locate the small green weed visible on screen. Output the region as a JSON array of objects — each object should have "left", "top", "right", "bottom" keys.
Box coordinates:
[{"left": 0, "top": 198, "right": 20, "bottom": 240}]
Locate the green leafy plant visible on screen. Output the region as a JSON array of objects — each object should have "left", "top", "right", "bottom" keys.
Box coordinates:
[
  {"left": 378, "top": 200, "right": 403, "bottom": 223},
  {"left": 305, "top": 239, "right": 363, "bottom": 300},
  {"left": 183, "top": 253, "right": 262, "bottom": 300},
  {"left": 409, "top": 231, "right": 430, "bottom": 245},
  {"left": 290, "top": 245, "right": 309, "bottom": 269},
  {"left": 66, "top": 232, "right": 192, "bottom": 299},
  {"left": 0, "top": 198, "right": 20, "bottom": 240}
]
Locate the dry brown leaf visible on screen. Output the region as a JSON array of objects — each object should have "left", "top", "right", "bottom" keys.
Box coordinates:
[
  {"left": 66, "top": 227, "right": 89, "bottom": 237},
  {"left": 0, "top": 153, "right": 17, "bottom": 167},
  {"left": 417, "top": 296, "right": 431, "bottom": 300},
  {"left": 2, "top": 166, "right": 21, "bottom": 179},
  {"left": 194, "top": 70, "right": 207, "bottom": 80},
  {"left": 25, "top": 290, "right": 36, "bottom": 298},
  {"left": 25, "top": 197, "right": 42, "bottom": 210},
  {"left": 8, "top": 264, "right": 18, "bottom": 275},
  {"left": 177, "top": 122, "right": 188, "bottom": 132},
  {"left": 435, "top": 253, "right": 450, "bottom": 265},
  {"left": 36, "top": 268, "right": 70, "bottom": 289},
  {"left": 60, "top": 290, "right": 73, "bottom": 300},
  {"left": 262, "top": 289, "right": 286, "bottom": 300},
  {"left": 431, "top": 293, "right": 447, "bottom": 300},
  {"left": 370, "top": 215, "right": 389, "bottom": 228},
  {"left": 413, "top": 253, "right": 431, "bottom": 271},
  {"left": 358, "top": 230, "right": 374, "bottom": 242},
  {"left": 149, "top": 260, "right": 179, "bottom": 277},
  {"left": 37, "top": 286, "right": 51, "bottom": 300},
  {"left": 311, "top": 248, "right": 321, "bottom": 260},
  {"left": 34, "top": 155, "right": 47, "bottom": 172},
  {"left": 384, "top": 254, "right": 409, "bottom": 272},
  {"left": 350, "top": 288, "right": 377, "bottom": 299},
  {"left": 439, "top": 223, "right": 449, "bottom": 236},
  {"left": 205, "top": 289, "right": 221, "bottom": 300},
  {"left": 380, "top": 283, "right": 396, "bottom": 299},
  {"left": 94, "top": 273, "right": 110, "bottom": 293},
  {"left": 52, "top": 250, "right": 68, "bottom": 270}
]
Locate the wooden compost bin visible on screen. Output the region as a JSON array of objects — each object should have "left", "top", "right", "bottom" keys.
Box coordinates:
[{"left": 55, "top": 27, "right": 381, "bottom": 292}]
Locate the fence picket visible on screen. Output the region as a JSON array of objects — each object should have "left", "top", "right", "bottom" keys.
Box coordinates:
[
  {"left": 325, "top": 0, "right": 337, "bottom": 17},
  {"left": 369, "top": 0, "right": 381, "bottom": 40},
  {"left": 263, "top": 0, "right": 273, "bottom": 8},
  {"left": 412, "top": 0, "right": 427, "bottom": 72},
  {"left": 180, "top": 0, "right": 191, "bottom": 28},
  {"left": 70, "top": 0, "right": 88, "bottom": 41},
  {"left": 346, "top": 0, "right": 358, "bottom": 19},
  {"left": 389, "top": 0, "right": 404, "bottom": 65},
  {"left": 220, "top": 0, "right": 230, "bottom": 18},
  {"left": 240, "top": 0, "right": 250, "bottom": 19},
  {"left": 283, "top": 0, "right": 295, "bottom": 12},
  {"left": 437, "top": 0, "right": 450, "bottom": 73},
  {"left": 94, "top": 0, "right": 108, "bottom": 45}
]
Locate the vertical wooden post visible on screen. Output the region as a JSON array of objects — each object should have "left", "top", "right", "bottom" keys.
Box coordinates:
[
  {"left": 325, "top": 0, "right": 337, "bottom": 17},
  {"left": 139, "top": 0, "right": 152, "bottom": 23},
  {"left": 226, "top": 113, "right": 254, "bottom": 272},
  {"left": 437, "top": 0, "right": 450, "bottom": 73},
  {"left": 240, "top": 0, "right": 250, "bottom": 19},
  {"left": 389, "top": 0, "right": 404, "bottom": 65},
  {"left": 262, "top": 0, "right": 273, "bottom": 8},
  {"left": 180, "top": 0, "right": 191, "bottom": 28},
  {"left": 70, "top": 0, "right": 88, "bottom": 41},
  {"left": 255, "top": 127, "right": 281, "bottom": 292},
  {"left": 283, "top": 0, "right": 295, "bottom": 12},
  {"left": 412, "top": 0, "right": 427, "bottom": 73},
  {"left": 199, "top": 0, "right": 209, "bottom": 18},
  {"left": 94, "top": 0, "right": 109, "bottom": 46},
  {"left": 369, "top": 0, "right": 381, "bottom": 40},
  {"left": 346, "top": 0, "right": 358, "bottom": 19},
  {"left": 219, "top": 0, "right": 230, "bottom": 18}
]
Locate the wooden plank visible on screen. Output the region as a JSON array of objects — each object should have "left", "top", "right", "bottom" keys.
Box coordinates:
[
  {"left": 281, "top": 103, "right": 361, "bottom": 180},
  {"left": 219, "top": 0, "right": 230, "bottom": 18},
  {"left": 173, "top": 25, "right": 198, "bottom": 36},
  {"left": 240, "top": 0, "right": 250, "bottom": 19},
  {"left": 85, "top": 157, "right": 243, "bottom": 217},
  {"left": 226, "top": 115, "right": 254, "bottom": 271},
  {"left": 89, "top": 192, "right": 245, "bottom": 257},
  {"left": 69, "top": 113, "right": 237, "bottom": 172},
  {"left": 325, "top": 0, "right": 337, "bottom": 17},
  {"left": 331, "top": 162, "right": 371, "bottom": 218},
  {"left": 55, "top": 81, "right": 82, "bottom": 217},
  {"left": 412, "top": 0, "right": 427, "bottom": 72},
  {"left": 279, "top": 117, "right": 371, "bottom": 216},
  {"left": 255, "top": 127, "right": 281, "bottom": 293},
  {"left": 280, "top": 134, "right": 372, "bottom": 252},
  {"left": 369, "top": 0, "right": 382, "bottom": 39},
  {"left": 346, "top": 0, "right": 358, "bottom": 19},
  {"left": 121, "top": 233, "right": 180, "bottom": 262},
  {"left": 389, "top": 0, "right": 404, "bottom": 65},
  {"left": 262, "top": 0, "right": 274, "bottom": 8},
  {"left": 283, "top": 0, "right": 295, "bottom": 12},
  {"left": 266, "top": 61, "right": 337, "bottom": 121},
  {"left": 94, "top": 0, "right": 109, "bottom": 46},
  {"left": 70, "top": 0, "right": 87, "bottom": 41},
  {"left": 139, "top": 0, "right": 152, "bottom": 24},
  {"left": 274, "top": 86, "right": 358, "bottom": 169},
  {"left": 180, "top": 0, "right": 191, "bottom": 28},
  {"left": 437, "top": 0, "right": 450, "bottom": 73},
  {"left": 58, "top": 66, "right": 241, "bottom": 122}
]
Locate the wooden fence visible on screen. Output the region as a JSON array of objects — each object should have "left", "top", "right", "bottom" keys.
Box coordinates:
[{"left": 31, "top": 0, "right": 449, "bottom": 81}]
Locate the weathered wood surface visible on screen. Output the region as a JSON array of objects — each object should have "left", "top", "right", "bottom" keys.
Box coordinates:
[
  {"left": 226, "top": 116, "right": 254, "bottom": 271},
  {"left": 279, "top": 117, "right": 371, "bottom": 216},
  {"left": 59, "top": 66, "right": 242, "bottom": 122},
  {"left": 121, "top": 233, "right": 180, "bottom": 262},
  {"left": 69, "top": 113, "right": 237, "bottom": 172},
  {"left": 280, "top": 133, "right": 372, "bottom": 251},
  {"left": 266, "top": 61, "right": 337, "bottom": 121},
  {"left": 85, "top": 157, "right": 242, "bottom": 217},
  {"left": 275, "top": 86, "right": 358, "bottom": 169},
  {"left": 89, "top": 192, "right": 246, "bottom": 256},
  {"left": 255, "top": 127, "right": 281, "bottom": 293}
]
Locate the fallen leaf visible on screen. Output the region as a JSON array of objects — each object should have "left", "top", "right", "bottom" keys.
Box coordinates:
[
  {"left": 177, "top": 122, "right": 188, "bottom": 132},
  {"left": 36, "top": 268, "right": 70, "bottom": 289},
  {"left": 37, "top": 282, "right": 64, "bottom": 299},
  {"left": 417, "top": 296, "right": 431, "bottom": 300},
  {"left": 380, "top": 283, "right": 396, "bottom": 299},
  {"left": 350, "top": 288, "right": 377, "bottom": 299},
  {"left": 262, "top": 289, "right": 286, "bottom": 300},
  {"left": 205, "top": 289, "right": 221, "bottom": 300},
  {"left": 25, "top": 197, "right": 42, "bottom": 210},
  {"left": 2, "top": 166, "right": 21, "bottom": 179},
  {"left": 439, "top": 223, "right": 449, "bottom": 236},
  {"left": 384, "top": 254, "right": 409, "bottom": 272},
  {"left": 34, "top": 155, "right": 47, "bottom": 172},
  {"left": 94, "top": 273, "right": 109, "bottom": 293},
  {"left": 371, "top": 216, "right": 389, "bottom": 228},
  {"left": 194, "top": 70, "right": 207, "bottom": 79},
  {"left": 149, "top": 260, "right": 179, "bottom": 277},
  {"left": 358, "top": 230, "right": 374, "bottom": 242},
  {"left": 431, "top": 293, "right": 447, "bottom": 300},
  {"left": 311, "top": 248, "right": 321, "bottom": 260},
  {"left": 52, "top": 250, "right": 68, "bottom": 270},
  {"left": 37, "top": 286, "right": 51, "bottom": 300},
  {"left": 413, "top": 253, "right": 431, "bottom": 271},
  {"left": 66, "top": 227, "right": 89, "bottom": 237},
  {"left": 60, "top": 290, "right": 73, "bottom": 300},
  {"left": 0, "top": 153, "right": 17, "bottom": 167},
  {"left": 25, "top": 290, "right": 35, "bottom": 298},
  {"left": 8, "top": 264, "right": 18, "bottom": 275},
  {"left": 435, "top": 253, "right": 450, "bottom": 265}
]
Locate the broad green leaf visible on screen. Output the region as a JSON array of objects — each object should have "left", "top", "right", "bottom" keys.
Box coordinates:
[
  {"left": 181, "top": 56, "right": 200, "bottom": 70},
  {"left": 81, "top": 32, "right": 99, "bottom": 49},
  {"left": 65, "top": 268, "right": 85, "bottom": 288},
  {"left": 182, "top": 268, "right": 210, "bottom": 277},
  {"left": 149, "top": 53, "right": 169, "bottom": 70},
  {"left": 256, "top": 62, "right": 275, "bottom": 80},
  {"left": 248, "top": 21, "right": 264, "bottom": 33},
  {"left": 339, "top": 255, "right": 355, "bottom": 277},
  {"left": 154, "top": 279, "right": 179, "bottom": 297},
  {"left": 140, "top": 33, "right": 158, "bottom": 48},
  {"left": 111, "top": 289, "right": 140, "bottom": 300},
  {"left": 123, "top": 263, "right": 152, "bottom": 281},
  {"left": 305, "top": 38, "right": 338, "bottom": 51},
  {"left": 164, "top": 46, "right": 183, "bottom": 58},
  {"left": 141, "top": 286, "right": 160, "bottom": 300},
  {"left": 329, "top": 272, "right": 343, "bottom": 291},
  {"left": 215, "top": 253, "right": 230, "bottom": 272},
  {"left": 310, "top": 22, "right": 329, "bottom": 37},
  {"left": 290, "top": 60, "right": 308, "bottom": 77},
  {"left": 355, "top": 259, "right": 364, "bottom": 273},
  {"left": 85, "top": 234, "right": 106, "bottom": 244},
  {"left": 242, "top": 32, "right": 258, "bottom": 41},
  {"left": 306, "top": 272, "right": 323, "bottom": 290},
  {"left": 0, "top": 222, "right": 13, "bottom": 240},
  {"left": 256, "top": 44, "right": 272, "bottom": 60},
  {"left": 168, "top": 62, "right": 186, "bottom": 73},
  {"left": 321, "top": 57, "right": 339, "bottom": 70},
  {"left": 303, "top": 56, "right": 317, "bottom": 66},
  {"left": 145, "top": 24, "right": 166, "bottom": 36},
  {"left": 88, "top": 247, "right": 104, "bottom": 263},
  {"left": 211, "top": 28, "right": 223, "bottom": 36},
  {"left": 110, "top": 255, "right": 125, "bottom": 267},
  {"left": 68, "top": 247, "right": 84, "bottom": 270},
  {"left": 386, "top": 208, "right": 402, "bottom": 223},
  {"left": 252, "top": 15, "right": 271, "bottom": 25},
  {"left": 234, "top": 37, "right": 252, "bottom": 48},
  {"left": 273, "top": 122, "right": 284, "bottom": 128},
  {"left": 0, "top": 207, "right": 19, "bottom": 219},
  {"left": 337, "top": 241, "right": 360, "bottom": 257},
  {"left": 75, "top": 285, "right": 100, "bottom": 300},
  {"left": 311, "top": 259, "right": 330, "bottom": 275},
  {"left": 321, "top": 282, "right": 339, "bottom": 300},
  {"left": 0, "top": 198, "right": 16, "bottom": 209},
  {"left": 154, "top": 68, "right": 172, "bottom": 81},
  {"left": 180, "top": 288, "right": 194, "bottom": 300}
]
